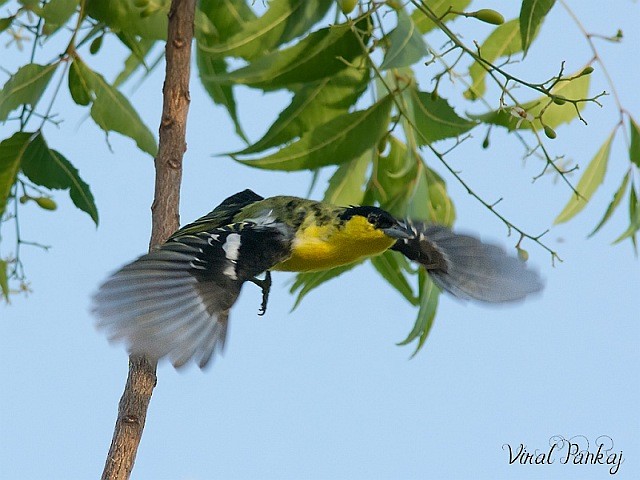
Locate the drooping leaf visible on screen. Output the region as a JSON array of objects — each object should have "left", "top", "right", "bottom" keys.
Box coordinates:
[
  {"left": 464, "top": 19, "right": 535, "bottom": 100},
  {"left": 407, "top": 87, "right": 476, "bottom": 144},
  {"left": 411, "top": 0, "right": 471, "bottom": 34},
  {"left": 85, "top": 0, "right": 168, "bottom": 40},
  {"left": 0, "top": 132, "right": 33, "bottom": 217},
  {"left": 613, "top": 186, "right": 640, "bottom": 245},
  {"left": 113, "top": 38, "right": 157, "bottom": 88},
  {"left": 380, "top": 10, "right": 428, "bottom": 70},
  {"left": 68, "top": 60, "right": 91, "bottom": 106},
  {"left": 372, "top": 136, "right": 418, "bottom": 217},
  {"left": 42, "top": 0, "right": 78, "bottom": 36},
  {"left": 629, "top": 117, "right": 640, "bottom": 168},
  {"left": 207, "top": 22, "right": 367, "bottom": 90},
  {"left": 198, "top": 0, "right": 256, "bottom": 43},
  {"left": 554, "top": 132, "right": 614, "bottom": 225},
  {"left": 235, "top": 62, "right": 370, "bottom": 155},
  {"left": 406, "top": 163, "right": 431, "bottom": 221},
  {"left": 198, "top": 0, "right": 332, "bottom": 60},
  {"left": 371, "top": 250, "right": 418, "bottom": 305},
  {"left": 324, "top": 150, "right": 372, "bottom": 206},
  {"left": 0, "top": 258, "right": 8, "bottom": 301},
  {"left": 73, "top": 58, "right": 157, "bottom": 156},
  {"left": 470, "top": 73, "right": 590, "bottom": 131},
  {"left": 425, "top": 166, "right": 455, "bottom": 227},
  {"left": 290, "top": 263, "right": 359, "bottom": 310},
  {"left": 21, "top": 131, "right": 98, "bottom": 224},
  {"left": 397, "top": 271, "right": 439, "bottom": 357},
  {"left": 238, "top": 95, "right": 393, "bottom": 171},
  {"left": 589, "top": 172, "right": 630, "bottom": 237},
  {"left": 196, "top": 48, "right": 246, "bottom": 142},
  {"left": 519, "top": 0, "right": 555, "bottom": 56},
  {"left": 195, "top": 0, "right": 255, "bottom": 141},
  {"left": 0, "top": 63, "right": 58, "bottom": 122}
]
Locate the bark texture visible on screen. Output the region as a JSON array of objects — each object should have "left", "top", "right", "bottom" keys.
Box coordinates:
[{"left": 101, "top": 1, "right": 196, "bottom": 479}]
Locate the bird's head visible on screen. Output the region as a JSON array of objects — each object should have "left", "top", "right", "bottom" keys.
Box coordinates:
[{"left": 339, "top": 206, "right": 410, "bottom": 239}]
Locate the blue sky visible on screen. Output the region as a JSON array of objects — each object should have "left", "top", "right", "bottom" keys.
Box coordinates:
[{"left": 1, "top": 1, "right": 638, "bottom": 479}]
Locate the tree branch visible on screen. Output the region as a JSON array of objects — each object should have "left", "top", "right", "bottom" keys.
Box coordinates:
[{"left": 101, "top": 1, "right": 196, "bottom": 479}]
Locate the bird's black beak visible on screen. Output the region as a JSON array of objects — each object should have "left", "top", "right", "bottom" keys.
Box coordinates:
[{"left": 382, "top": 223, "right": 412, "bottom": 239}]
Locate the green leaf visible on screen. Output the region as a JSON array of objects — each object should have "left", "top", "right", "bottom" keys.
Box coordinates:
[
  {"left": 290, "top": 263, "right": 358, "bottom": 310},
  {"left": 21, "top": 131, "right": 98, "bottom": 224},
  {"left": 407, "top": 87, "right": 476, "bottom": 144},
  {"left": 206, "top": 22, "right": 366, "bottom": 90},
  {"left": 519, "top": 0, "right": 555, "bottom": 56},
  {"left": 238, "top": 95, "right": 393, "bottom": 171},
  {"left": 397, "top": 271, "right": 439, "bottom": 357},
  {"left": 0, "top": 258, "right": 8, "bottom": 301},
  {"left": 464, "top": 19, "right": 534, "bottom": 100},
  {"left": 113, "top": 39, "right": 157, "bottom": 88},
  {"left": 629, "top": 117, "right": 640, "bottom": 168},
  {"left": 588, "top": 172, "right": 630, "bottom": 237},
  {"left": 380, "top": 10, "right": 428, "bottom": 70},
  {"left": 554, "top": 132, "right": 614, "bottom": 225},
  {"left": 371, "top": 136, "right": 417, "bottom": 217},
  {"left": 0, "top": 132, "right": 32, "bottom": 217},
  {"left": 0, "top": 16, "right": 14, "bottom": 33},
  {"left": 425, "top": 166, "right": 455, "bottom": 226},
  {"left": 85, "top": 0, "right": 168, "bottom": 40},
  {"left": 324, "top": 150, "right": 372, "bottom": 206},
  {"left": 411, "top": 0, "right": 471, "bottom": 34},
  {"left": 371, "top": 250, "right": 418, "bottom": 305},
  {"left": 198, "top": 0, "right": 332, "bottom": 60},
  {"left": 470, "top": 73, "right": 590, "bottom": 131},
  {"left": 42, "top": 0, "right": 78, "bottom": 36},
  {"left": 196, "top": 48, "right": 247, "bottom": 142},
  {"left": 68, "top": 60, "right": 91, "bottom": 106},
  {"left": 235, "top": 62, "right": 369, "bottom": 155},
  {"left": 74, "top": 59, "right": 157, "bottom": 156},
  {"left": 198, "top": 0, "right": 256, "bottom": 43},
  {"left": 613, "top": 186, "right": 640, "bottom": 245},
  {"left": 0, "top": 63, "right": 58, "bottom": 122}
]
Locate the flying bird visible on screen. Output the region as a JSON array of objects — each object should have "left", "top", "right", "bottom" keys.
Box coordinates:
[{"left": 92, "top": 189, "right": 542, "bottom": 368}]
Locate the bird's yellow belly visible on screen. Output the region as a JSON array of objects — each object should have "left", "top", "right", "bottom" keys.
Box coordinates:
[{"left": 273, "top": 223, "right": 396, "bottom": 272}]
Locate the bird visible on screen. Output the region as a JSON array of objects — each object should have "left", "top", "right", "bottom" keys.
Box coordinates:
[{"left": 92, "top": 189, "right": 543, "bottom": 369}]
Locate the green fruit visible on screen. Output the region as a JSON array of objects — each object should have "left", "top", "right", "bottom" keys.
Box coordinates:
[
  {"left": 471, "top": 9, "right": 504, "bottom": 25},
  {"left": 35, "top": 197, "right": 57, "bottom": 211},
  {"left": 552, "top": 95, "right": 566, "bottom": 105},
  {"left": 517, "top": 247, "right": 529, "bottom": 262},
  {"left": 133, "top": 0, "right": 149, "bottom": 7},
  {"left": 89, "top": 35, "right": 103, "bottom": 55},
  {"left": 338, "top": 0, "right": 358, "bottom": 14},
  {"left": 19, "top": 195, "right": 30, "bottom": 204},
  {"left": 544, "top": 125, "right": 557, "bottom": 139},
  {"left": 579, "top": 66, "right": 594, "bottom": 76}
]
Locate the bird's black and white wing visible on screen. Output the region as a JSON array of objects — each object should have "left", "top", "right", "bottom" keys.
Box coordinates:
[
  {"left": 392, "top": 221, "right": 543, "bottom": 303},
  {"left": 92, "top": 221, "right": 293, "bottom": 368}
]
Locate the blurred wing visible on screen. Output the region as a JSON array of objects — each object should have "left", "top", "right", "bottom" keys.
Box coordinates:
[
  {"left": 92, "top": 221, "right": 292, "bottom": 368},
  {"left": 392, "top": 222, "right": 543, "bottom": 303}
]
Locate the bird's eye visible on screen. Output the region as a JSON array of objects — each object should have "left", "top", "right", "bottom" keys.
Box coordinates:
[{"left": 367, "top": 213, "right": 378, "bottom": 224}]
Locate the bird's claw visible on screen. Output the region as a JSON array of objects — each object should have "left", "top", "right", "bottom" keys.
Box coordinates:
[{"left": 249, "top": 271, "right": 272, "bottom": 316}]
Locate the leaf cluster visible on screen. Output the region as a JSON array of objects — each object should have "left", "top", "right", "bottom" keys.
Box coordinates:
[{"left": 1, "top": 0, "right": 637, "bottom": 353}]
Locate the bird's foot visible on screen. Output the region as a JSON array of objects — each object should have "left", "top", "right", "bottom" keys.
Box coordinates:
[{"left": 249, "top": 271, "right": 272, "bottom": 316}]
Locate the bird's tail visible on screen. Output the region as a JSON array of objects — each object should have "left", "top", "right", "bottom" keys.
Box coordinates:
[{"left": 392, "top": 222, "right": 543, "bottom": 303}]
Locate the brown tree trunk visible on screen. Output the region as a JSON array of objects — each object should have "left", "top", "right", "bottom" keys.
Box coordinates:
[{"left": 101, "top": 1, "right": 196, "bottom": 479}]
